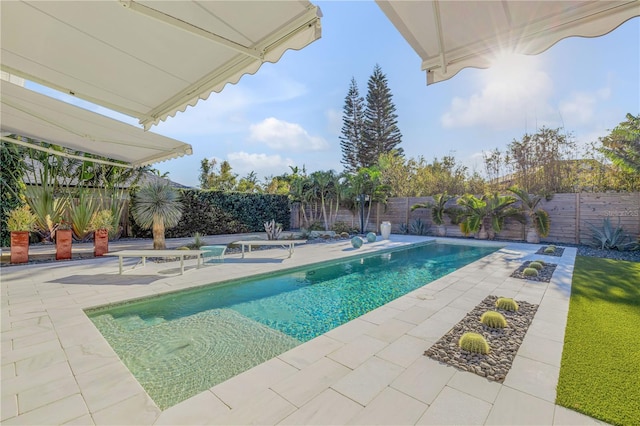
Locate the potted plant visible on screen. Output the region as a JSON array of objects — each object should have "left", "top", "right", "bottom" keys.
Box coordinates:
[
  {"left": 508, "top": 186, "right": 551, "bottom": 243},
  {"left": 55, "top": 220, "right": 73, "bottom": 261},
  {"left": 6, "top": 205, "right": 37, "bottom": 264},
  {"left": 89, "top": 210, "right": 114, "bottom": 256},
  {"left": 411, "top": 192, "right": 453, "bottom": 236}
]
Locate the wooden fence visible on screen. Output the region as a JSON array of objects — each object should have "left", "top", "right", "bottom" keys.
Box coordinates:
[{"left": 292, "top": 192, "right": 640, "bottom": 245}]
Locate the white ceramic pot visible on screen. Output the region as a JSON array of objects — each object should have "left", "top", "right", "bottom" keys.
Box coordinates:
[{"left": 380, "top": 221, "right": 391, "bottom": 240}]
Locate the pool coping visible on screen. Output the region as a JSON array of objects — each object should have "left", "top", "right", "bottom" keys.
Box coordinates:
[{"left": 1, "top": 236, "right": 602, "bottom": 425}]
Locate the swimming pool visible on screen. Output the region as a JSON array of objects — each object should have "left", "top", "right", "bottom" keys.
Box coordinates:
[{"left": 87, "top": 242, "right": 499, "bottom": 409}]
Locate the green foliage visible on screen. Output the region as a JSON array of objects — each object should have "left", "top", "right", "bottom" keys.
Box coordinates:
[
  {"left": 131, "top": 182, "right": 183, "bottom": 250},
  {"left": 528, "top": 261, "right": 544, "bottom": 271},
  {"left": 199, "top": 158, "right": 237, "bottom": 191},
  {"left": 598, "top": 113, "right": 640, "bottom": 174},
  {"left": 331, "top": 221, "right": 353, "bottom": 234},
  {"left": 496, "top": 297, "right": 519, "bottom": 312},
  {"left": 457, "top": 193, "right": 521, "bottom": 238},
  {"left": 1, "top": 142, "right": 28, "bottom": 246},
  {"left": 523, "top": 267, "right": 539, "bottom": 277},
  {"left": 588, "top": 217, "right": 632, "bottom": 251},
  {"left": 557, "top": 257, "right": 640, "bottom": 425},
  {"left": 26, "top": 185, "right": 68, "bottom": 242},
  {"left": 509, "top": 186, "right": 551, "bottom": 237},
  {"left": 340, "top": 77, "right": 366, "bottom": 174},
  {"left": 68, "top": 191, "right": 98, "bottom": 242},
  {"left": 480, "top": 311, "right": 507, "bottom": 329},
  {"left": 191, "top": 232, "right": 205, "bottom": 249},
  {"left": 89, "top": 210, "right": 114, "bottom": 232},
  {"left": 411, "top": 192, "right": 453, "bottom": 226},
  {"left": 458, "top": 332, "right": 490, "bottom": 354},
  {"left": 6, "top": 205, "right": 37, "bottom": 232},
  {"left": 409, "top": 218, "right": 430, "bottom": 235}
]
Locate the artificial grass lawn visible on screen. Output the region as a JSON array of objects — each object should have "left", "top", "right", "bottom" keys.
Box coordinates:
[{"left": 556, "top": 256, "right": 640, "bottom": 426}]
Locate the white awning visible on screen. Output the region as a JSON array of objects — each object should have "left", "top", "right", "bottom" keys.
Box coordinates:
[
  {"left": 1, "top": 1, "right": 322, "bottom": 129},
  {"left": 376, "top": 0, "right": 639, "bottom": 84},
  {"left": 1, "top": 80, "right": 192, "bottom": 168}
]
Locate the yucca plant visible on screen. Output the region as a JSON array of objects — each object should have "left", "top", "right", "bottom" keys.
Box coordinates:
[
  {"left": 26, "top": 186, "right": 68, "bottom": 242},
  {"left": 508, "top": 186, "right": 551, "bottom": 243},
  {"left": 131, "top": 182, "right": 183, "bottom": 250},
  {"left": 68, "top": 191, "right": 98, "bottom": 242}
]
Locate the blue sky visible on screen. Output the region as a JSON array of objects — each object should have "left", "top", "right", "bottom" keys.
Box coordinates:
[{"left": 27, "top": 2, "right": 640, "bottom": 188}]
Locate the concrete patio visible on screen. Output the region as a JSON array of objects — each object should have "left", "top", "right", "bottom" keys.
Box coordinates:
[{"left": 1, "top": 235, "right": 605, "bottom": 425}]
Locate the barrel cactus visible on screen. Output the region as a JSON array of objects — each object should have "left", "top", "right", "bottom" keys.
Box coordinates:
[
  {"left": 458, "top": 332, "right": 490, "bottom": 354},
  {"left": 481, "top": 311, "right": 507, "bottom": 328},
  {"left": 496, "top": 297, "right": 519, "bottom": 312},
  {"left": 523, "top": 267, "right": 539, "bottom": 277},
  {"left": 544, "top": 245, "right": 556, "bottom": 254}
]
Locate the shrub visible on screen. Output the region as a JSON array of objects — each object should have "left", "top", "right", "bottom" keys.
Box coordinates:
[
  {"left": 587, "top": 217, "right": 633, "bottom": 251},
  {"left": 331, "top": 221, "right": 352, "bottom": 234},
  {"left": 459, "top": 332, "right": 490, "bottom": 354},
  {"left": 6, "top": 205, "right": 37, "bottom": 232},
  {"left": 339, "top": 232, "right": 350, "bottom": 239},
  {"left": 496, "top": 297, "right": 519, "bottom": 312},
  {"left": 529, "top": 261, "right": 544, "bottom": 270},
  {"left": 481, "top": 311, "right": 507, "bottom": 328},
  {"left": 89, "top": 210, "right": 115, "bottom": 232},
  {"left": 523, "top": 267, "right": 539, "bottom": 277}
]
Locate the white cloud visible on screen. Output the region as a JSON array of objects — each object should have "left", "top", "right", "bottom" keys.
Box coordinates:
[
  {"left": 559, "top": 87, "right": 611, "bottom": 126},
  {"left": 325, "top": 108, "right": 342, "bottom": 135},
  {"left": 249, "top": 117, "right": 329, "bottom": 151},
  {"left": 441, "top": 55, "right": 554, "bottom": 130},
  {"left": 227, "top": 151, "right": 296, "bottom": 178}
]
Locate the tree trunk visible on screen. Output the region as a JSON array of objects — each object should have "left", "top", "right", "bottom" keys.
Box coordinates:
[{"left": 153, "top": 216, "right": 166, "bottom": 250}]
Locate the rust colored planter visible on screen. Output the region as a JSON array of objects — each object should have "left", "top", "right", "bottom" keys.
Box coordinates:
[
  {"left": 94, "top": 229, "right": 109, "bottom": 257},
  {"left": 10, "top": 231, "right": 29, "bottom": 264},
  {"left": 55, "top": 229, "right": 73, "bottom": 261}
]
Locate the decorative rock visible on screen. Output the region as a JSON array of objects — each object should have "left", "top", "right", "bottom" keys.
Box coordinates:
[
  {"left": 366, "top": 232, "right": 377, "bottom": 242},
  {"left": 351, "top": 236, "right": 363, "bottom": 249},
  {"left": 424, "top": 295, "right": 538, "bottom": 383}
]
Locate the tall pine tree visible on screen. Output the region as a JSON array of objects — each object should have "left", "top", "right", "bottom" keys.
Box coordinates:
[
  {"left": 362, "top": 64, "right": 403, "bottom": 167},
  {"left": 339, "top": 78, "right": 365, "bottom": 174}
]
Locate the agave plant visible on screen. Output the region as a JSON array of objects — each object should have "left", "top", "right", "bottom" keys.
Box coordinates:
[
  {"left": 68, "top": 191, "right": 99, "bottom": 242},
  {"left": 26, "top": 186, "right": 68, "bottom": 242},
  {"left": 509, "top": 186, "right": 551, "bottom": 243},
  {"left": 587, "top": 217, "right": 631, "bottom": 251},
  {"left": 131, "top": 182, "right": 183, "bottom": 250}
]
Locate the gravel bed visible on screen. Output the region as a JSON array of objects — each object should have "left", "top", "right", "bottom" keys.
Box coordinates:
[
  {"left": 424, "top": 295, "right": 538, "bottom": 382},
  {"left": 535, "top": 246, "right": 565, "bottom": 257},
  {"left": 510, "top": 261, "right": 558, "bottom": 282}
]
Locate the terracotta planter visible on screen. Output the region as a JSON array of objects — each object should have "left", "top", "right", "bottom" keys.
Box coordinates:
[
  {"left": 10, "top": 231, "right": 30, "bottom": 264},
  {"left": 94, "top": 229, "right": 109, "bottom": 256},
  {"left": 55, "top": 229, "right": 73, "bottom": 260}
]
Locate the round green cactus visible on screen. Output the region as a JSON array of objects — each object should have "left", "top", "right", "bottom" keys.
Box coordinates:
[
  {"left": 480, "top": 311, "right": 507, "bottom": 328},
  {"left": 458, "top": 332, "right": 490, "bottom": 354},
  {"left": 544, "top": 246, "right": 556, "bottom": 254},
  {"left": 528, "top": 261, "right": 543, "bottom": 270},
  {"left": 496, "top": 297, "right": 519, "bottom": 312},
  {"left": 523, "top": 267, "right": 539, "bottom": 277}
]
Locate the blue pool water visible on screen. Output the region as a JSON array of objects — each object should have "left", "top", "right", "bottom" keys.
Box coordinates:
[{"left": 87, "top": 242, "right": 498, "bottom": 409}]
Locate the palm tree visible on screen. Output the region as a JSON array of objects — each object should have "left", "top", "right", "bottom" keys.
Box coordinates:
[
  {"left": 131, "top": 182, "right": 183, "bottom": 250},
  {"left": 457, "top": 193, "right": 523, "bottom": 239},
  {"left": 508, "top": 186, "right": 551, "bottom": 243},
  {"left": 411, "top": 192, "right": 453, "bottom": 236}
]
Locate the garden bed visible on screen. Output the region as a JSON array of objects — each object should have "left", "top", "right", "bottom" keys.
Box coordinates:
[
  {"left": 510, "top": 261, "right": 557, "bottom": 282},
  {"left": 424, "top": 295, "right": 538, "bottom": 382}
]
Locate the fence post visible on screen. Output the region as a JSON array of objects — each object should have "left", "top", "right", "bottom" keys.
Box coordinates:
[{"left": 575, "top": 193, "right": 580, "bottom": 244}]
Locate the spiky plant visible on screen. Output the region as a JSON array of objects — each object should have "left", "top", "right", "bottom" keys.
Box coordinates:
[
  {"left": 508, "top": 186, "right": 551, "bottom": 240},
  {"left": 523, "top": 267, "right": 539, "bottom": 277},
  {"left": 496, "top": 297, "right": 519, "bottom": 312},
  {"left": 481, "top": 311, "right": 507, "bottom": 329},
  {"left": 544, "top": 246, "right": 556, "bottom": 254},
  {"left": 131, "top": 182, "right": 183, "bottom": 250},
  {"left": 459, "top": 332, "right": 490, "bottom": 354}
]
